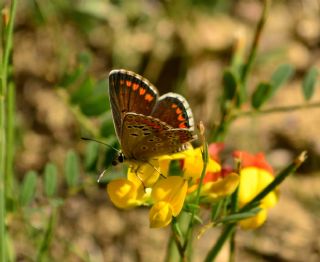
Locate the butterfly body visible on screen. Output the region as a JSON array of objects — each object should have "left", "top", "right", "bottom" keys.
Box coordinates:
[{"left": 109, "top": 69, "right": 196, "bottom": 165}]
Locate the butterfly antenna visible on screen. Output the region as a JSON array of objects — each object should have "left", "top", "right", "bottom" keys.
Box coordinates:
[{"left": 81, "top": 137, "right": 120, "bottom": 153}]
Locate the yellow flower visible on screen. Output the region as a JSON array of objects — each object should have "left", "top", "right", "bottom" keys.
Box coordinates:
[
  {"left": 201, "top": 172, "right": 240, "bottom": 201},
  {"left": 149, "top": 201, "right": 172, "bottom": 228},
  {"left": 181, "top": 147, "right": 221, "bottom": 181},
  {"left": 107, "top": 178, "right": 145, "bottom": 209},
  {"left": 149, "top": 176, "right": 188, "bottom": 228},
  {"left": 127, "top": 159, "right": 160, "bottom": 188},
  {"left": 234, "top": 151, "right": 278, "bottom": 229}
]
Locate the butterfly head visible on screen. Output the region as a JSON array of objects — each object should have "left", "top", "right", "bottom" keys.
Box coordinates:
[{"left": 112, "top": 151, "right": 126, "bottom": 166}]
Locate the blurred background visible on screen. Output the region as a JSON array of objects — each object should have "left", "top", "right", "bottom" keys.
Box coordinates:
[{"left": 7, "top": 0, "right": 320, "bottom": 261}]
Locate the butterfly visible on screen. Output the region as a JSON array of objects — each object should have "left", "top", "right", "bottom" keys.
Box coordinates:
[{"left": 109, "top": 69, "right": 196, "bottom": 166}]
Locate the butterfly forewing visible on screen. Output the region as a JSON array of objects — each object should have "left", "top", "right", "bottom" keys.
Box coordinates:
[{"left": 109, "top": 70, "right": 158, "bottom": 138}]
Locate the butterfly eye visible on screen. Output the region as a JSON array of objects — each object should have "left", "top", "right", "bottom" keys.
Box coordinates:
[
  {"left": 118, "top": 153, "right": 124, "bottom": 163},
  {"left": 111, "top": 160, "right": 118, "bottom": 166}
]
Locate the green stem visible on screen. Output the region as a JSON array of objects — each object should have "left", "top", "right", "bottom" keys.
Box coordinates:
[
  {"left": 233, "top": 101, "right": 320, "bottom": 118},
  {"left": 212, "top": 0, "right": 270, "bottom": 142},
  {"left": 228, "top": 229, "right": 236, "bottom": 262},
  {"left": 5, "top": 82, "right": 14, "bottom": 200},
  {"left": 36, "top": 207, "right": 57, "bottom": 261},
  {"left": 0, "top": 1, "right": 18, "bottom": 261},
  {"left": 0, "top": 81, "right": 5, "bottom": 262},
  {"left": 228, "top": 189, "right": 238, "bottom": 261},
  {"left": 181, "top": 136, "right": 209, "bottom": 260},
  {"left": 204, "top": 223, "right": 236, "bottom": 262},
  {"left": 240, "top": 0, "right": 271, "bottom": 84},
  {"left": 165, "top": 231, "right": 180, "bottom": 262}
]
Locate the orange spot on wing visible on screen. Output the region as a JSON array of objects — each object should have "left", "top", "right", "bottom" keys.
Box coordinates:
[
  {"left": 171, "top": 103, "right": 178, "bottom": 108},
  {"left": 145, "top": 94, "right": 154, "bottom": 102},
  {"left": 176, "top": 108, "right": 182, "bottom": 114},
  {"left": 178, "top": 114, "right": 185, "bottom": 121},
  {"left": 126, "top": 80, "right": 132, "bottom": 87},
  {"left": 133, "top": 83, "right": 139, "bottom": 90},
  {"left": 139, "top": 88, "right": 146, "bottom": 95},
  {"left": 179, "top": 123, "right": 187, "bottom": 128},
  {"left": 120, "top": 80, "right": 125, "bottom": 85}
]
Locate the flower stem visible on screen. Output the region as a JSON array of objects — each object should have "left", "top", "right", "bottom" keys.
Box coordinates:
[
  {"left": 233, "top": 101, "right": 320, "bottom": 118},
  {"left": 204, "top": 223, "right": 236, "bottom": 262},
  {"left": 181, "top": 122, "right": 209, "bottom": 260},
  {"left": 211, "top": 0, "right": 270, "bottom": 142},
  {"left": 0, "top": 1, "right": 18, "bottom": 261},
  {"left": 240, "top": 0, "right": 271, "bottom": 84}
]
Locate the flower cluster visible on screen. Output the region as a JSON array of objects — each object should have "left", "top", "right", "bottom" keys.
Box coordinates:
[{"left": 107, "top": 144, "right": 278, "bottom": 229}]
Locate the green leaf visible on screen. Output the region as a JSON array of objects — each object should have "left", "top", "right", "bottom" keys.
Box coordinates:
[
  {"left": 58, "top": 52, "right": 91, "bottom": 88},
  {"left": 80, "top": 95, "right": 109, "bottom": 116},
  {"left": 77, "top": 52, "right": 91, "bottom": 69},
  {"left": 100, "top": 118, "right": 116, "bottom": 138},
  {"left": 70, "top": 77, "right": 94, "bottom": 104},
  {"left": 65, "top": 150, "right": 80, "bottom": 187},
  {"left": 94, "top": 79, "right": 108, "bottom": 97},
  {"left": 222, "top": 70, "right": 237, "bottom": 101},
  {"left": 217, "top": 207, "right": 261, "bottom": 224},
  {"left": 44, "top": 163, "right": 58, "bottom": 197},
  {"left": 251, "top": 82, "right": 272, "bottom": 109},
  {"left": 303, "top": 67, "right": 318, "bottom": 101},
  {"left": 85, "top": 141, "right": 100, "bottom": 171},
  {"left": 270, "top": 64, "right": 294, "bottom": 95},
  {"left": 20, "top": 171, "right": 37, "bottom": 206},
  {"left": 36, "top": 208, "right": 57, "bottom": 261},
  {"left": 59, "top": 67, "right": 83, "bottom": 88}
]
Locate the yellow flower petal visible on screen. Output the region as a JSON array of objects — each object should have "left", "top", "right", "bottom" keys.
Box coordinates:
[
  {"left": 183, "top": 148, "right": 221, "bottom": 180},
  {"left": 152, "top": 176, "right": 188, "bottom": 216},
  {"left": 238, "top": 167, "right": 277, "bottom": 208},
  {"left": 127, "top": 161, "right": 160, "bottom": 188},
  {"left": 149, "top": 201, "right": 173, "bottom": 228},
  {"left": 158, "top": 159, "right": 171, "bottom": 178},
  {"left": 107, "top": 179, "right": 144, "bottom": 208},
  {"left": 238, "top": 166, "right": 278, "bottom": 229},
  {"left": 201, "top": 173, "right": 240, "bottom": 201},
  {"left": 239, "top": 208, "right": 267, "bottom": 229}
]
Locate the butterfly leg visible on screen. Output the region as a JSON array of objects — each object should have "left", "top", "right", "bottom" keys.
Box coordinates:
[
  {"left": 146, "top": 161, "right": 164, "bottom": 178},
  {"left": 130, "top": 164, "right": 147, "bottom": 191}
]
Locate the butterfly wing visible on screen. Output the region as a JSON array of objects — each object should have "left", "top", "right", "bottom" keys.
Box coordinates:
[
  {"left": 109, "top": 69, "right": 158, "bottom": 138},
  {"left": 151, "top": 93, "right": 194, "bottom": 131},
  {"left": 121, "top": 113, "right": 195, "bottom": 161}
]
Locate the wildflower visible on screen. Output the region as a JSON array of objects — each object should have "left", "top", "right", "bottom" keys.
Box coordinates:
[
  {"left": 201, "top": 171, "right": 239, "bottom": 201},
  {"left": 180, "top": 147, "right": 221, "bottom": 181},
  {"left": 149, "top": 176, "right": 188, "bottom": 228},
  {"left": 234, "top": 151, "right": 278, "bottom": 229},
  {"left": 185, "top": 143, "right": 239, "bottom": 201},
  {"left": 107, "top": 177, "right": 146, "bottom": 209}
]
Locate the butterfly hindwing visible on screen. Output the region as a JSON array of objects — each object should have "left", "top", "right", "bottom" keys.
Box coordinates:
[
  {"left": 151, "top": 92, "right": 194, "bottom": 131},
  {"left": 121, "top": 113, "right": 194, "bottom": 161}
]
